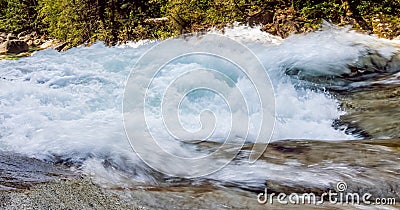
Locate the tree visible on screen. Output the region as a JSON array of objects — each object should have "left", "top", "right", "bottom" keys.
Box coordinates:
[{"left": 0, "top": 0, "right": 39, "bottom": 32}]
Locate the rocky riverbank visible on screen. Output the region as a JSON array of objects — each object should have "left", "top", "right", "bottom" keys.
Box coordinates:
[
  {"left": 0, "top": 31, "right": 67, "bottom": 60},
  {"left": 0, "top": 15, "right": 399, "bottom": 61}
]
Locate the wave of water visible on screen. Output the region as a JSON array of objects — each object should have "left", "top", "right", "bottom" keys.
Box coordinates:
[{"left": 1, "top": 24, "right": 398, "bottom": 187}]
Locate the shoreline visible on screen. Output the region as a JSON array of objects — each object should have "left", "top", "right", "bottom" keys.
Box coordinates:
[{"left": 1, "top": 21, "right": 399, "bottom": 61}]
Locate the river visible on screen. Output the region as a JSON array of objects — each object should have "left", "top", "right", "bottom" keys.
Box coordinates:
[{"left": 0, "top": 23, "right": 399, "bottom": 208}]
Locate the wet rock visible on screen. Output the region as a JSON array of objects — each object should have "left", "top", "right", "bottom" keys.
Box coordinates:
[
  {"left": 346, "top": 53, "right": 388, "bottom": 81},
  {"left": 0, "top": 138, "right": 399, "bottom": 209},
  {"left": 386, "top": 53, "right": 400, "bottom": 72},
  {"left": 0, "top": 152, "right": 74, "bottom": 190},
  {"left": 348, "top": 50, "right": 399, "bottom": 78},
  {"left": 287, "top": 44, "right": 400, "bottom": 89},
  {"left": 257, "top": 139, "right": 400, "bottom": 201},
  {"left": 0, "top": 40, "right": 29, "bottom": 54},
  {"left": 338, "top": 85, "right": 400, "bottom": 138},
  {"left": 369, "top": 53, "right": 389, "bottom": 70}
]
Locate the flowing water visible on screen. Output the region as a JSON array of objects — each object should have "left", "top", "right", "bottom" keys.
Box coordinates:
[{"left": 0, "top": 23, "right": 399, "bottom": 207}]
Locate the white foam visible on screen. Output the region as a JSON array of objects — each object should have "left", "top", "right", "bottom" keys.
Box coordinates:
[{"left": 3, "top": 24, "right": 396, "bottom": 187}]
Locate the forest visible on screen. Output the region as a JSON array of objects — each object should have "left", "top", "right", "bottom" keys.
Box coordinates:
[{"left": 0, "top": 0, "right": 399, "bottom": 47}]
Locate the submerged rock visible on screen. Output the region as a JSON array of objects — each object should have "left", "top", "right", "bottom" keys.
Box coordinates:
[
  {"left": 282, "top": 31, "right": 400, "bottom": 90},
  {"left": 338, "top": 84, "right": 400, "bottom": 139}
]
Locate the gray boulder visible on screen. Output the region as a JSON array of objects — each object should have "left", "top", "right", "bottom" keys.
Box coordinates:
[{"left": 0, "top": 40, "right": 29, "bottom": 54}]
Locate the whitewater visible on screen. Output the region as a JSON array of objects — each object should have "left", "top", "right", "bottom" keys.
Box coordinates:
[{"left": 1, "top": 23, "right": 399, "bottom": 188}]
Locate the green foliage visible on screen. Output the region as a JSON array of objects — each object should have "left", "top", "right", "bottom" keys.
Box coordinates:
[
  {"left": 0, "top": 0, "right": 39, "bottom": 32},
  {"left": 38, "top": 0, "right": 171, "bottom": 45},
  {"left": 39, "top": 0, "right": 104, "bottom": 46},
  {"left": 0, "top": 0, "right": 399, "bottom": 46},
  {"left": 300, "top": 1, "right": 345, "bottom": 20},
  {"left": 163, "top": 0, "right": 271, "bottom": 32}
]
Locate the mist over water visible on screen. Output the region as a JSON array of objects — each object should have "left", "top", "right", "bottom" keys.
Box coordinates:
[{"left": 1, "top": 24, "right": 398, "bottom": 188}]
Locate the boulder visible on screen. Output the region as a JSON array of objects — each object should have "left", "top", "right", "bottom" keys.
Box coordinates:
[
  {"left": 0, "top": 40, "right": 29, "bottom": 54},
  {"left": 17, "top": 31, "right": 28, "bottom": 40},
  {"left": 6, "top": 33, "right": 17, "bottom": 41},
  {"left": 386, "top": 53, "right": 400, "bottom": 72}
]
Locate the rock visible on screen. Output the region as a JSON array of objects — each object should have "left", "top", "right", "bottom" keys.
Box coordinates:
[
  {"left": 39, "top": 40, "right": 54, "bottom": 49},
  {"left": 386, "top": 53, "right": 400, "bottom": 72},
  {"left": 17, "top": 31, "right": 28, "bottom": 40},
  {"left": 26, "top": 40, "right": 33, "bottom": 46},
  {"left": 0, "top": 37, "right": 4, "bottom": 43},
  {"left": 247, "top": 12, "right": 274, "bottom": 26},
  {"left": 0, "top": 40, "right": 29, "bottom": 54},
  {"left": 0, "top": 152, "right": 73, "bottom": 190},
  {"left": 30, "top": 31, "right": 38, "bottom": 39},
  {"left": 17, "top": 52, "right": 31, "bottom": 57},
  {"left": 54, "top": 43, "right": 67, "bottom": 51},
  {"left": 338, "top": 84, "right": 400, "bottom": 138},
  {"left": 369, "top": 53, "right": 388, "bottom": 70},
  {"left": 144, "top": 17, "right": 169, "bottom": 24},
  {"left": 39, "top": 39, "right": 66, "bottom": 51},
  {"left": 22, "top": 34, "right": 29, "bottom": 40},
  {"left": 33, "top": 39, "right": 42, "bottom": 46},
  {"left": 61, "top": 45, "right": 71, "bottom": 52},
  {"left": 6, "top": 33, "right": 17, "bottom": 41}
]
